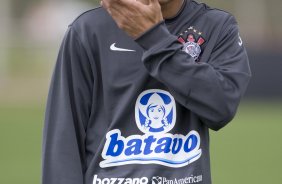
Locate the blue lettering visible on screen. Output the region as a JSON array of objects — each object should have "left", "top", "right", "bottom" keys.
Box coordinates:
[
  {"left": 143, "top": 136, "right": 156, "bottom": 155},
  {"left": 106, "top": 133, "right": 124, "bottom": 156},
  {"left": 184, "top": 134, "right": 198, "bottom": 152},
  {"left": 100, "top": 129, "right": 202, "bottom": 168},
  {"left": 171, "top": 138, "right": 182, "bottom": 154},
  {"left": 125, "top": 139, "right": 142, "bottom": 156},
  {"left": 155, "top": 137, "right": 172, "bottom": 153}
]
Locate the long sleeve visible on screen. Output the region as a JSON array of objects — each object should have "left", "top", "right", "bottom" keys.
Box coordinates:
[
  {"left": 42, "top": 27, "right": 94, "bottom": 184},
  {"left": 135, "top": 17, "right": 251, "bottom": 131}
]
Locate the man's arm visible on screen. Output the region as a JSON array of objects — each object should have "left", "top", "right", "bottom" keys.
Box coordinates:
[
  {"left": 135, "top": 17, "right": 251, "bottom": 131},
  {"left": 42, "top": 27, "right": 93, "bottom": 184},
  {"left": 101, "top": 0, "right": 251, "bottom": 130}
]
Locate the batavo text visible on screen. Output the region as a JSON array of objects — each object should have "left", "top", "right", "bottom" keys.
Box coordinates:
[{"left": 99, "top": 129, "right": 202, "bottom": 168}]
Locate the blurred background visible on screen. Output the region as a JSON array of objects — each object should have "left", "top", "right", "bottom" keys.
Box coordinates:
[{"left": 0, "top": 0, "right": 281, "bottom": 183}]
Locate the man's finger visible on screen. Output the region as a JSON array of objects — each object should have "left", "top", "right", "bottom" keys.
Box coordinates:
[
  {"left": 137, "top": 0, "right": 159, "bottom": 7},
  {"left": 117, "top": 0, "right": 139, "bottom": 7},
  {"left": 150, "top": 0, "right": 160, "bottom": 6},
  {"left": 136, "top": 0, "right": 150, "bottom": 5},
  {"left": 102, "top": 0, "right": 131, "bottom": 8},
  {"left": 101, "top": 0, "right": 123, "bottom": 8},
  {"left": 101, "top": 0, "right": 122, "bottom": 13},
  {"left": 101, "top": 0, "right": 109, "bottom": 9}
]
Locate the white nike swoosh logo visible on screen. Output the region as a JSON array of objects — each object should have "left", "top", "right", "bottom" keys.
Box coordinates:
[
  {"left": 110, "top": 43, "right": 136, "bottom": 52},
  {"left": 238, "top": 34, "right": 243, "bottom": 46}
]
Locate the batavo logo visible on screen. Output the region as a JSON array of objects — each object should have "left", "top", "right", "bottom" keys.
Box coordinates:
[{"left": 99, "top": 89, "right": 202, "bottom": 168}]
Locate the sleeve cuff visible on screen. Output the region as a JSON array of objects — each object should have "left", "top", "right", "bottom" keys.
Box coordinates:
[{"left": 135, "top": 21, "right": 177, "bottom": 50}]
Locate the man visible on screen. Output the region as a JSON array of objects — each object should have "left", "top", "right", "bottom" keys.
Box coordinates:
[{"left": 42, "top": 0, "right": 251, "bottom": 184}]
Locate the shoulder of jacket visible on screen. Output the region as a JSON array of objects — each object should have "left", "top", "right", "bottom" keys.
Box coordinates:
[
  {"left": 192, "top": 1, "right": 236, "bottom": 25},
  {"left": 206, "top": 9, "right": 236, "bottom": 27},
  {"left": 69, "top": 6, "right": 111, "bottom": 29}
]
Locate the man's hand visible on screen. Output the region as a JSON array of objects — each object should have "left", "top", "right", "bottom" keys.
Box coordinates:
[{"left": 101, "top": 0, "right": 163, "bottom": 39}]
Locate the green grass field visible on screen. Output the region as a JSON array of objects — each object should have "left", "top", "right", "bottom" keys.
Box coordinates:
[
  {"left": 210, "top": 101, "right": 282, "bottom": 184},
  {"left": 0, "top": 101, "right": 281, "bottom": 183}
]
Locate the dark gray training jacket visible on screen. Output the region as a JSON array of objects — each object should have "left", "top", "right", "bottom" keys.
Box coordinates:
[{"left": 43, "top": 1, "right": 251, "bottom": 184}]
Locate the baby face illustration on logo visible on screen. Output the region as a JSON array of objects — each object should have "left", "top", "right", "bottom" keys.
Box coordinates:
[{"left": 135, "top": 89, "right": 176, "bottom": 134}]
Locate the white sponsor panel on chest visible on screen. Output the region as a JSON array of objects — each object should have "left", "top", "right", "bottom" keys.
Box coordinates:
[{"left": 100, "top": 89, "right": 202, "bottom": 168}]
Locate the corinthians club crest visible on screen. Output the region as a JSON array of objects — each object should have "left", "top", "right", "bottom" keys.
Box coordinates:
[{"left": 178, "top": 26, "right": 206, "bottom": 61}]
